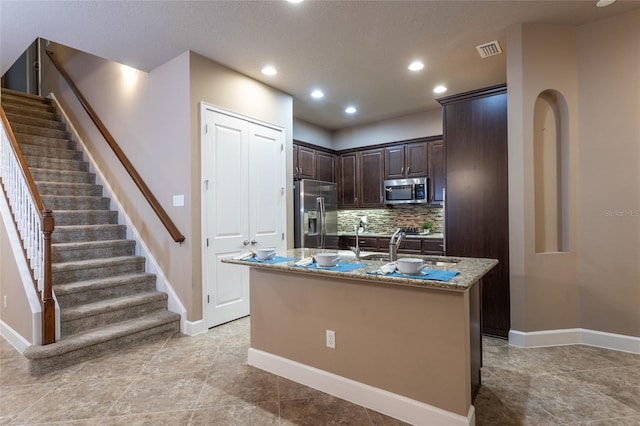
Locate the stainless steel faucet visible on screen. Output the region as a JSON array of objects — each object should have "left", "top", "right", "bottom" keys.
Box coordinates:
[
  {"left": 389, "top": 228, "right": 405, "bottom": 261},
  {"left": 349, "top": 224, "right": 361, "bottom": 261}
]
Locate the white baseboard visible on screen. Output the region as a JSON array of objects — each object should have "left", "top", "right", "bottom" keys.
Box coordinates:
[
  {"left": 184, "top": 319, "right": 208, "bottom": 336},
  {"left": 248, "top": 348, "right": 474, "bottom": 426},
  {"left": 509, "top": 328, "right": 640, "bottom": 354},
  {"left": 0, "top": 320, "right": 31, "bottom": 353}
]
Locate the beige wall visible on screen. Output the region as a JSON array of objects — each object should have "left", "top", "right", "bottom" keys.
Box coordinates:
[
  {"left": 332, "top": 108, "right": 443, "bottom": 151},
  {"left": 41, "top": 43, "right": 196, "bottom": 318},
  {"left": 293, "top": 118, "right": 332, "bottom": 149},
  {"left": 576, "top": 10, "right": 640, "bottom": 336},
  {"left": 250, "top": 268, "right": 472, "bottom": 416},
  {"left": 0, "top": 205, "right": 35, "bottom": 342},
  {"left": 508, "top": 11, "right": 640, "bottom": 337},
  {"left": 39, "top": 46, "right": 293, "bottom": 323},
  {"left": 188, "top": 51, "right": 294, "bottom": 319}
]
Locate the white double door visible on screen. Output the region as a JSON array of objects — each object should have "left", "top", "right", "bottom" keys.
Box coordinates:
[{"left": 202, "top": 107, "right": 284, "bottom": 328}]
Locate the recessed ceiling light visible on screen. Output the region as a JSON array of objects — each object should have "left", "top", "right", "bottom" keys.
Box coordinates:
[
  {"left": 433, "top": 85, "right": 448, "bottom": 94},
  {"left": 311, "top": 89, "right": 324, "bottom": 99},
  {"left": 596, "top": 0, "right": 616, "bottom": 7},
  {"left": 345, "top": 106, "right": 357, "bottom": 114},
  {"left": 408, "top": 61, "right": 424, "bottom": 71},
  {"left": 287, "top": 0, "right": 304, "bottom": 3},
  {"left": 261, "top": 65, "right": 277, "bottom": 76}
]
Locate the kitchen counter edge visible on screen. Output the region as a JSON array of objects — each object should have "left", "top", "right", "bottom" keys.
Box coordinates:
[{"left": 222, "top": 249, "right": 497, "bottom": 292}]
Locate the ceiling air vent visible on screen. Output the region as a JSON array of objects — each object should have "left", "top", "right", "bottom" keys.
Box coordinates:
[{"left": 476, "top": 41, "right": 502, "bottom": 58}]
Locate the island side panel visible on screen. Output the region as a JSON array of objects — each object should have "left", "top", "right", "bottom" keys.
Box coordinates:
[{"left": 249, "top": 268, "right": 473, "bottom": 417}]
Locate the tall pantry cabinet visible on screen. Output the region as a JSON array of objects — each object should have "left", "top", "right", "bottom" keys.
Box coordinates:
[{"left": 438, "top": 85, "right": 510, "bottom": 338}]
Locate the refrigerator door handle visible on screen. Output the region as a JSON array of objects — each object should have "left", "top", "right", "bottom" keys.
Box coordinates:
[{"left": 317, "top": 196, "right": 326, "bottom": 250}]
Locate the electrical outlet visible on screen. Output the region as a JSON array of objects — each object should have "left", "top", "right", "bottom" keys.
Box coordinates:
[{"left": 326, "top": 329, "right": 336, "bottom": 349}]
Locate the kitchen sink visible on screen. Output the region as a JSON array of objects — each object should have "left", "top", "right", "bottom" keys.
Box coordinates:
[
  {"left": 359, "top": 253, "right": 460, "bottom": 267},
  {"left": 359, "top": 253, "right": 391, "bottom": 261}
]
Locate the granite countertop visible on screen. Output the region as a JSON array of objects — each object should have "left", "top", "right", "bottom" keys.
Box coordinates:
[
  {"left": 223, "top": 248, "right": 497, "bottom": 292},
  {"left": 340, "top": 232, "right": 444, "bottom": 240}
]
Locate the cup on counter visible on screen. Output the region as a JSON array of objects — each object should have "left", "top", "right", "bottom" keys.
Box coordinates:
[
  {"left": 256, "top": 248, "right": 276, "bottom": 261},
  {"left": 316, "top": 252, "right": 339, "bottom": 267},
  {"left": 396, "top": 258, "right": 427, "bottom": 275}
]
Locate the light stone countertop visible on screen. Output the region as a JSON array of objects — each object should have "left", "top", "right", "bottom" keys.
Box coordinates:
[{"left": 223, "top": 248, "right": 497, "bottom": 292}]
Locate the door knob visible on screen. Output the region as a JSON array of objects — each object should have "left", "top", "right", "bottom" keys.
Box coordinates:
[
  {"left": 243, "top": 240, "right": 250, "bottom": 246},
  {"left": 251, "top": 240, "right": 257, "bottom": 245}
]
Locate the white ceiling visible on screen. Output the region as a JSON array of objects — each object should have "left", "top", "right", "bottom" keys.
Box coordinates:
[{"left": 2, "top": 0, "right": 639, "bottom": 130}]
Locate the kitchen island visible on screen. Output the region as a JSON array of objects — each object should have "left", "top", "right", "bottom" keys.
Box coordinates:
[{"left": 223, "top": 249, "right": 497, "bottom": 426}]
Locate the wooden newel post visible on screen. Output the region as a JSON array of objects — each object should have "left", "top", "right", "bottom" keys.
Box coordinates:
[{"left": 41, "top": 210, "right": 55, "bottom": 345}]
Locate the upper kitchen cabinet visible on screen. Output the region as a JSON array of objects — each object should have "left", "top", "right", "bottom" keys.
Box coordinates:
[
  {"left": 293, "top": 141, "right": 336, "bottom": 182},
  {"left": 438, "top": 84, "right": 509, "bottom": 338},
  {"left": 316, "top": 151, "right": 336, "bottom": 183},
  {"left": 427, "top": 140, "right": 445, "bottom": 204},
  {"left": 384, "top": 141, "right": 428, "bottom": 180},
  {"left": 359, "top": 148, "right": 385, "bottom": 207},
  {"left": 338, "top": 152, "right": 358, "bottom": 208},
  {"left": 338, "top": 148, "right": 385, "bottom": 209}
]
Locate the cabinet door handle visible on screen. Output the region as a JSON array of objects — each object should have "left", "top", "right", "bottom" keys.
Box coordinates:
[
  {"left": 401, "top": 167, "right": 404, "bottom": 175},
  {"left": 407, "top": 166, "right": 410, "bottom": 174}
]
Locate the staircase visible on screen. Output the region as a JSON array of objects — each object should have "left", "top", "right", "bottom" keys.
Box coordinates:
[{"left": 1, "top": 89, "right": 180, "bottom": 374}]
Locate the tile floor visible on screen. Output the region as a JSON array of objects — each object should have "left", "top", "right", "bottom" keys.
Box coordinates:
[{"left": 0, "top": 317, "right": 638, "bottom": 425}]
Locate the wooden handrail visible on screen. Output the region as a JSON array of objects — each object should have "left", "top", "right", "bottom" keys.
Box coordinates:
[
  {"left": 0, "top": 105, "right": 55, "bottom": 345},
  {"left": 45, "top": 50, "right": 185, "bottom": 243}
]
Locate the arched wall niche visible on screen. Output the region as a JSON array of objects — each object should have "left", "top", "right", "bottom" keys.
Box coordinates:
[{"left": 533, "top": 89, "right": 570, "bottom": 253}]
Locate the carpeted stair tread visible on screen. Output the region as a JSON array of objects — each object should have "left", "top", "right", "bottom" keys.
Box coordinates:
[
  {"left": 1, "top": 88, "right": 53, "bottom": 104},
  {"left": 52, "top": 239, "right": 135, "bottom": 263},
  {"left": 52, "top": 210, "right": 117, "bottom": 226},
  {"left": 24, "top": 155, "right": 89, "bottom": 172},
  {"left": 52, "top": 224, "right": 126, "bottom": 244},
  {"left": 43, "top": 195, "right": 110, "bottom": 210},
  {"left": 54, "top": 272, "right": 155, "bottom": 297},
  {"left": 60, "top": 291, "right": 167, "bottom": 322},
  {"left": 1, "top": 103, "right": 60, "bottom": 121},
  {"left": 13, "top": 133, "right": 76, "bottom": 150},
  {"left": 29, "top": 168, "right": 95, "bottom": 184},
  {"left": 24, "top": 311, "right": 180, "bottom": 362},
  {"left": 21, "top": 144, "right": 84, "bottom": 161},
  {"left": 4, "top": 112, "right": 67, "bottom": 130},
  {"left": 9, "top": 122, "right": 70, "bottom": 139},
  {"left": 37, "top": 182, "right": 103, "bottom": 197}
]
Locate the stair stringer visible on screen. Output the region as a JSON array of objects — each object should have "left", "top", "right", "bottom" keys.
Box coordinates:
[
  {"left": 0, "top": 180, "right": 61, "bottom": 347},
  {"left": 48, "top": 94, "right": 190, "bottom": 334}
]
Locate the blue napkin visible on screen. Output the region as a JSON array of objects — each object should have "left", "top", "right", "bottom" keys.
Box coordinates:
[
  {"left": 294, "top": 262, "right": 367, "bottom": 272},
  {"left": 368, "top": 269, "right": 459, "bottom": 282},
  {"left": 244, "top": 256, "right": 296, "bottom": 265}
]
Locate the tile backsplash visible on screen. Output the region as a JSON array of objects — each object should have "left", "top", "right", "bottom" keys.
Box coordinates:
[{"left": 337, "top": 205, "right": 444, "bottom": 234}]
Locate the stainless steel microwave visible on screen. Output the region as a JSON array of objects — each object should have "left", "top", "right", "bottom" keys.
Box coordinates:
[{"left": 383, "top": 177, "right": 429, "bottom": 205}]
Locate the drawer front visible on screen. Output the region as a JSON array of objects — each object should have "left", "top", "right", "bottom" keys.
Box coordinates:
[
  {"left": 422, "top": 239, "right": 444, "bottom": 255},
  {"left": 343, "top": 236, "right": 379, "bottom": 251}
]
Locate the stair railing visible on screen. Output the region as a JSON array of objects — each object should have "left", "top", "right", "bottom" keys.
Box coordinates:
[
  {"left": 45, "top": 51, "right": 185, "bottom": 243},
  {"left": 0, "top": 105, "right": 55, "bottom": 345}
]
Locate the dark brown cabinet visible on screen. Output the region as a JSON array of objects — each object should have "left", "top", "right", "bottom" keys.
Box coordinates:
[
  {"left": 339, "top": 149, "right": 384, "bottom": 209},
  {"left": 359, "top": 148, "right": 385, "bottom": 208},
  {"left": 384, "top": 141, "right": 428, "bottom": 180},
  {"left": 316, "top": 151, "right": 335, "bottom": 183},
  {"left": 293, "top": 142, "right": 336, "bottom": 182},
  {"left": 427, "top": 140, "right": 445, "bottom": 204},
  {"left": 339, "top": 235, "right": 443, "bottom": 256},
  {"left": 338, "top": 153, "right": 358, "bottom": 208},
  {"left": 438, "top": 85, "right": 510, "bottom": 338}
]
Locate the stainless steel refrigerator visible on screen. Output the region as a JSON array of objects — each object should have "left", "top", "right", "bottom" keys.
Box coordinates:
[{"left": 294, "top": 179, "right": 338, "bottom": 249}]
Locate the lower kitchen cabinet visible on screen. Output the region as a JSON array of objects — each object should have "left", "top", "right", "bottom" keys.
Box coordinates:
[
  {"left": 338, "top": 236, "right": 444, "bottom": 256},
  {"left": 378, "top": 237, "right": 422, "bottom": 254},
  {"left": 422, "top": 239, "right": 445, "bottom": 255}
]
